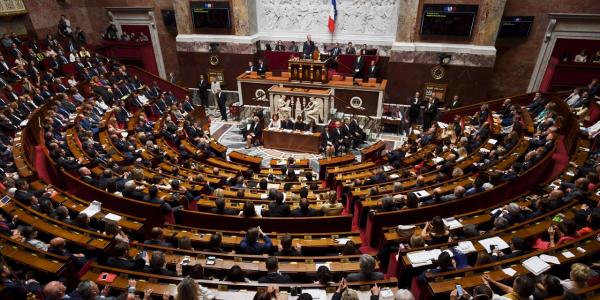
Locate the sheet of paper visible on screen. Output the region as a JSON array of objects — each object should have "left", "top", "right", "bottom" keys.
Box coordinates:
[
  {"left": 335, "top": 238, "right": 350, "bottom": 245},
  {"left": 488, "top": 138, "right": 498, "bottom": 145},
  {"left": 539, "top": 254, "right": 560, "bottom": 265},
  {"left": 81, "top": 200, "right": 102, "bottom": 217},
  {"left": 383, "top": 165, "right": 393, "bottom": 172},
  {"left": 254, "top": 205, "right": 263, "bottom": 216},
  {"left": 478, "top": 236, "right": 510, "bottom": 253},
  {"left": 267, "top": 183, "right": 280, "bottom": 190},
  {"left": 456, "top": 241, "right": 477, "bottom": 254},
  {"left": 561, "top": 251, "right": 575, "bottom": 259},
  {"left": 443, "top": 217, "right": 463, "bottom": 230},
  {"left": 302, "top": 289, "right": 327, "bottom": 300},
  {"left": 502, "top": 267, "right": 517, "bottom": 277},
  {"left": 407, "top": 250, "right": 434, "bottom": 265},
  {"left": 260, "top": 193, "right": 268, "bottom": 199},
  {"left": 389, "top": 174, "right": 400, "bottom": 179},
  {"left": 522, "top": 256, "right": 551, "bottom": 276},
  {"left": 104, "top": 213, "right": 122, "bottom": 222}
]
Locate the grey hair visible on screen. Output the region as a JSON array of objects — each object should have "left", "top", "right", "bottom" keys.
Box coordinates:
[
  {"left": 359, "top": 254, "right": 376, "bottom": 274},
  {"left": 75, "top": 280, "right": 97, "bottom": 300},
  {"left": 395, "top": 289, "right": 415, "bottom": 300}
]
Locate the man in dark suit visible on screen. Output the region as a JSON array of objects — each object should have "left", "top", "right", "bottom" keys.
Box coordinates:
[
  {"left": 330, "top": 121, "right": 350, "bottom": 153},
  {"left": 106, "top": 241, "right": 144, "bottom": 270},
  {"left": 246, "top": 61, "right": 256, "bottom": 73},
  {"left": 447, "top": 95, "right": 461, "bottom": 109},
  {"left": 302, "top": 34, "right": 315, "bottom": 59},
  {"left": 422, "top": 97, "right": 438, "bottom": 130},
  {"left": 216, "top": 89, "right": 227, "bottom": 121},
  {"left": 408, "top": 91, "right": 421, "bottom": 127},
  {"left": 292, "top": 116, "right": 305, "bottom": 131},
  {"left": 330, "top": 43, "right": 342, "bottom": 57},
  {"left": 258, "top": 257, "right": 293, "bottom": 283},
  {"left": 257, "top": 59, "right": 267, "bottom": 75},
  {"left": 268, "top": 192, "right": 290, "bottom": 217},
  {"left": 353, "top": 54, "right": 365, "bottom": 79},
  {"left": 245, "top": 116, "right": 262, "bottom": 148},
  {"left": 212, "top": 197, "right": 236, "bottom": 215},
  {"left": 367, "top": 60, "right": 379, "bottom": 79},
  {"left": 290, "top": 198, "right": 319, "bottom": 217},
  {"left": 345, "top": 42, "right": 356, "bottom": 54},
  {"left": 196, "top": 74, "right": 209, "bottom": 107}
]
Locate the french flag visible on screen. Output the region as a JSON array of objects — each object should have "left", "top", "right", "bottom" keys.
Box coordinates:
[{"left": 328, "top": 0, "right": 337, "bottom": 33}]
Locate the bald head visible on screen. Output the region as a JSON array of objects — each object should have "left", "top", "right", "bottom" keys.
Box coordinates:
[
  {"left": 44, "top": 281, "right": 67, "bottom": 300},
  {"left": 50, "top": 237, "right": 66, "bottom": 249},
  {"left": 549, "top": 189, "right": 564, "bottom": 200}
]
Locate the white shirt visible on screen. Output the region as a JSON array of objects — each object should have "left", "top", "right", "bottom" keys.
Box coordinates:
[
  {"left": 211, "top": 81, "right": 221, "bottom": 94},
  {"left": 69, "top": 52, "right": 79, "bottom": 62},
  {"left": 269, "top": 119, "right": 281, "bottom": 128},
  {"left": 574, "top": 54, "right": 587, "bottom": 63}
]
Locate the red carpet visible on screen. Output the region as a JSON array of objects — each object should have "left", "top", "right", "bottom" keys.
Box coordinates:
[{"left": 550, "top": 135, "right": 570, "bottom": 179}]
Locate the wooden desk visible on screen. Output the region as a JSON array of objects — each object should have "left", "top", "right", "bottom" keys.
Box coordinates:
[
  {"left": 229, "top": 151, "right": 262, "bottom": 172},
  {"left": 263, "top": 129, "right": 321, "bottom": 154},
  {"left": 288, "top": 59, "right": 327, "bottom": 83}
]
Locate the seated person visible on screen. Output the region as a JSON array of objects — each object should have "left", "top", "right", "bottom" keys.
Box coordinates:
[
  {"left": 345, "top": 254, "right": 385, "bottom": 282},
  {"left": 244, "top": 116, "right": 262, "bottom": 149},
  {"left": 239, "top": 226, "right": 272, "bottom": 255},
  {"left": 321, "top": 191, "right": 343, "bottom": 216},
  {"left": 483, "top": 274, "right": 536, "bottom": 300},
  {"left": 211, "top": 197, "right": 236, "bottom": 215},
  {"left": 143, "top": 250, "right": 176, "bottom": 276},
  {"left": 293, "top": 115, "right": 305, "bottom": 131},
  {"left": 106, "top": 241, "right": 144, "bottom": 270},
  {"left": 420, "top": 216, "right": 450, "bottom": 245},
  {"left": 268, "top": 113, "right": 281, "bottom": 129},
  {"left": 258, "top": 256, "right": 293, "bottom": 283},
  {"left": 274, "top": 234, "right": 302, "bottom": 256},
  {"left": 268, "top": 191, "right": 290, "bottom": 217},
  {"left": 143, "top": 227, "right": 173, "bottom": 247},
  {"left": 290, "top": 198, "right": 319, "bottom": 217},
  {"left": 321, "top": 127, "right": 336, "bottom": 157}
]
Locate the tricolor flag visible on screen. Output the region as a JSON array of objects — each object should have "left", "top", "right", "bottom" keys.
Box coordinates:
[{"left": 328, "top": 0, "right": 338, "bottom": 33}]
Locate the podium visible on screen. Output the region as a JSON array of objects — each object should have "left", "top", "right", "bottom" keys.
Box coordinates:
[{"left": 288, "top": 59, "right": 327, "bottom": 83}]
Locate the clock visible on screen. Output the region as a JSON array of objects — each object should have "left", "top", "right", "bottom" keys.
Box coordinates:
[
  {"left": 431, "top": 65, "right": 445, "bottom": 80},
  {"left": 209, "top": 54, "right": 220, "bottom": 66}
]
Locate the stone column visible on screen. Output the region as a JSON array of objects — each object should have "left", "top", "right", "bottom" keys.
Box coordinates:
[
  {"left": 231, "top": 0, "right": 257, "bottom": 36},
  {"left": 173, "top": 0, "right": 193, "bottom": 35},
  {"left": 473, "top": 0, "right": 507, "bottom": 46},
  {"left": 395, "top": 0, "right": 420, "bottom": 42}
]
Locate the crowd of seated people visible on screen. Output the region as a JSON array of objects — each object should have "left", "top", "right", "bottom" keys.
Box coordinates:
[{"left": 3, "top": 17, "right": 600, "bottom": 299}]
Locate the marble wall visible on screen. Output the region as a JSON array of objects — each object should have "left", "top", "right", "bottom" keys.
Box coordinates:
[{"left": 490, "top": 0, "right": 600, "bottom": 98}]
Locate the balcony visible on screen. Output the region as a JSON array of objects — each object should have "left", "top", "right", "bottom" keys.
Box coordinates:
[{"left": 0, "top": 0, "right": 26, "bottom": 16}]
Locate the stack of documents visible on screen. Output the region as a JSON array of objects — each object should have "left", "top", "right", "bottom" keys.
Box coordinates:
[
  {"left": 522, "top": 256, "right": 551, "bottom": 276},
  {"left": 414, "top": 190, "right": 430, "bottom": 198},
  {"left": 104, "top": 213, "right": 122, "bottom": 222},
  {"left": 407, "top": 249, "right": 453, "bottom": 267}
]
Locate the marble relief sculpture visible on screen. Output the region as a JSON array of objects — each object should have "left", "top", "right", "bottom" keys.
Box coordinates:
[
  {"left": 303, "top": 97, "right": 324, "bottom": 123},
  {"left": 257, "top": 0, "right": 398, "bottom": 36}
]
